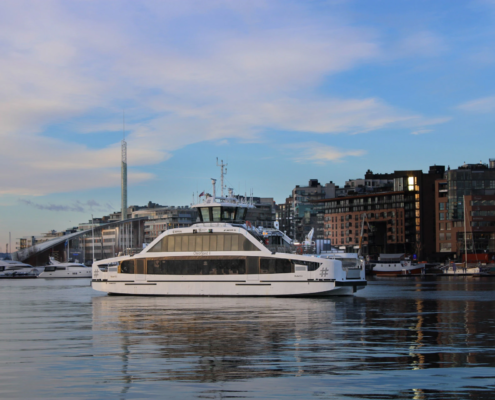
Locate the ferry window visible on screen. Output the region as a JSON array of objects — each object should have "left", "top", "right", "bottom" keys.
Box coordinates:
[
  {"left": 147, "top": 259, "right": 161, "bottom": 274},
  {"left": 174, "top": 236, "right": 182, "bottom": 252},
  {"left": 247, "top": 257, "right": 259, "bottom": 274},
  {"left": 146, "top": 258, "right": 247, "bottom": 275},
  {"left": 224, "top": 234, "right": 232, "bottom": 251},
  {"left": 236, "top": 208, "right": 247, "bottom": 221},
  {"left": 212, "top": 207, "right": 221, "bottom": 222},
  {"left": 222, "top": 207, "right": 235, "bottom": 221},
  {"left": 149, "top": 238, "right": 163, "bottom": 252},
  {"left": 231, "top": 235, "right": 239, "bottom": 251},
  {"left": 181, "top": 236, "right": 189, "bottom": 252},
  {"left": 136, "top": 259, "right": 145, "bottom": 274},
  {"left": 148, "top": 233, "right": 260, "bottom": 253},
  {"left": 260, "top": 258, "right": 294, "bottom": 274},
  {"left": 202, "top": 236, "right": 210, "bottom": 252},
  {"left": 217, "top": 234, "right": 224, "bottom": 250},
  {"left": 210, "top": 235, "right": 217, "bottom": 250},
  {"left": 201, "top": 208, "right": 211, "bottom": 222},
  {"left": 188, "top": 236, "right": 195, "bottom": 251},
  {"left": 168, "top": 236, "right": 175, "bottom": 252},
  {"left": 120, "top": 260, "right": 135, "bottom": 274}
]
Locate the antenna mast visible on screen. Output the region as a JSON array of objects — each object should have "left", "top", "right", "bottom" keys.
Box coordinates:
[
  {"left": 216, "top": 157, "right": 227, "bottom": 197},
  {"left": 121, "top": 111, "right": 128, "bottom": 221}
]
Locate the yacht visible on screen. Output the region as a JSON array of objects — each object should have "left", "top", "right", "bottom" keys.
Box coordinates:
[
  {"left": 0, "top": 260, "right": 41, "bottom": 277},
  {"left": 92, "top": 181, "right": 367, "bottom": 297},
  {"left": 369, "top": 254, "right": 425, "bottom": 276},
  {"left": 39, "top": 257, "right": 92, "bottom": 278}
]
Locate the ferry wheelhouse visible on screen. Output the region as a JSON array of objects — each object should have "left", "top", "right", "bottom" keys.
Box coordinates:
[{"left": 92, "top": 184, "right": 366, "bottom": 297}]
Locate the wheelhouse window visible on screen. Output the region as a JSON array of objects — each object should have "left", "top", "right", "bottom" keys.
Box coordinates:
[
  {"left": 197, "top": 206, "right": 249, "bottom": 223},
  {"left": 200, "top": 208, "right": 211, "bottom": 222},
  {"left": 222, "top": 207, "right": 236, "bottom": 221},
  {"left": 149, "top": 233, "right": 260, "bottom": 252}
]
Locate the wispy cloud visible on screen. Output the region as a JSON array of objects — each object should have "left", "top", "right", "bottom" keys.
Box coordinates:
[
  {"left": 457, "top": 96, "right": 495, "bottom": 113},
  {"left": 289, "top": 142, "right": 366, "bottom": 165},
  {"left": 411, "top": 129, "right": 433, "bottom": 135},
  {"left": 18, "top": 199, "right": 114, "bottom": 213}
]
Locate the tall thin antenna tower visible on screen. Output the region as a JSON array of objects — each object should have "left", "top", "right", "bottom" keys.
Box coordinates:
[
  {"left": 216, "top": 157, "right": 227, "bottom": 197},
  {"left": 121, "top": 111, "right": 128, "bottom": 221}
]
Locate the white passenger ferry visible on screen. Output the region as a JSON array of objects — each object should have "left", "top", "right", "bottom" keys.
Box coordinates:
[{"left": 92, "top": 183, "right": 366, "bottom": 297}]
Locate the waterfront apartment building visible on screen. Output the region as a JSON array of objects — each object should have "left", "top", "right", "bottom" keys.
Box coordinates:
[
  {"left": 435, "top": 160, "right": 495, "bottom": 258},
  {"left": 276, "top": 179, "right": 336, "bottom": 242},
  {"left": 319, "top": 166, "right": 444, "bottom": 259}
]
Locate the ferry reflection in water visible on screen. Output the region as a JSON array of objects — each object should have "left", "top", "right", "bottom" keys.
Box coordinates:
[
  {"left": 89, "top": 277, "right": 495, "bottom": 399},
  {"left": 2, "top": 278, "right": 494, "bottom": 399}
]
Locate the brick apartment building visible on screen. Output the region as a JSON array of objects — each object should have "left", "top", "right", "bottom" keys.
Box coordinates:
[
  {"left": 435, "top": 160, "right": 495, "bottom": 260},
  {"left": 318, "top": 166, "right": 444, "bottom": 259}
]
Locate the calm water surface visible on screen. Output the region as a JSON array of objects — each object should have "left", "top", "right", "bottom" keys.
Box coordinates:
[{"left": 1, "top": 277, "right": 495, "bottom": 399}]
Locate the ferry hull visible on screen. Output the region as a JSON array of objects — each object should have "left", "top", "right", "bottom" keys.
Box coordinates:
[{"left": 92, "top": 279, "right": 366, "bottom": 297}]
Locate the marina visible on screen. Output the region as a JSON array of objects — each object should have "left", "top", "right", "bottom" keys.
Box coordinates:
[{"left": 1, "top": 276, "right": 495, "bottom": 399}]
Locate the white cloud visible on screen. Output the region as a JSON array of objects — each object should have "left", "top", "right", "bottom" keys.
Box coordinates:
[
  {"left": 457, "top": 96, "right": 495, "bottom": 113},
  {"left": 0, "top": 0, "right": 449, "bottom": 196},
  {"left": 289, "top": 142, "right": 366, "bottom": 165},
  {"left": 411, "top": 129, "right": 433, "bottom": 135}
]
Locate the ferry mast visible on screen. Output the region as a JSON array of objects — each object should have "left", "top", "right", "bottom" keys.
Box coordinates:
[{"left": 216, "top": 158, "right": 227, "bottom": 197}]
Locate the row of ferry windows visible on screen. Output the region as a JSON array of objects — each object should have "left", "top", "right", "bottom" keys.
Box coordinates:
[
  {"left": 120, "top": 257, "right": 322, "bottom": 275},
  {"left": 149, "top": 233, "right": 260, "bottom": 253}
]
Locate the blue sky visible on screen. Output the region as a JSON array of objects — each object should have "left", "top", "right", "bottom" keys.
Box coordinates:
[{"left": 1, "top": 0, "right": 495, "bottom": 250}]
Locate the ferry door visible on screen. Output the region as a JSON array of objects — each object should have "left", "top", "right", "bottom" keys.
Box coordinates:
[
  {"left": 246, "top": 257, "right": 259, "bottom": 281},
  {"left": 135, "top": 259, "right": 146, "bottom": 282}
]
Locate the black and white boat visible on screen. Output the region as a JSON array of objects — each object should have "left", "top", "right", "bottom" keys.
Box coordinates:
[{"left": 92, "top": 180, "right": 366, "bottom": 296}]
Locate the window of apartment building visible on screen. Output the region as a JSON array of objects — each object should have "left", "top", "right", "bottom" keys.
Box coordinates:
[
  {"left": 439, "top": 233, "right": 445, "bottom": 241},
  {"left": 440, "top": 243, "right": 452, "bottom": 252},
  {"left": 446, "top": 222, "right": 451, "bottom": 230},
  {"left": 439, "top": 203, "right": 445, "bottom": 211},
  {"left": 439, "top": 223, "right": 444, "bottom": 231},
  {"left": 446, "top": 232, "right": 451, "bottom": 240},
  {"left": 341, "top": 216, "right": 344, "bottom": 222},
  {"left": 439, "top": 213, "right": 445, "bottom": 221},
  {"left": 341, "top": 239, "right": 344, "bottom": 244}
]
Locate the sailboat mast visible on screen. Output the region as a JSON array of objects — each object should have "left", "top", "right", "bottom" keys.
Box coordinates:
[{"left": 464, "top": 195, "right": 468, "bottom": 268}]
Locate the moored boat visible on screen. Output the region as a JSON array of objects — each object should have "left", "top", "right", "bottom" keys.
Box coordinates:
[
  {"left": 39, "top": 257, "right": 92, "bottom": 278},
  {"left": 370, "top": 254, "right": 425, "bottom": 276}
]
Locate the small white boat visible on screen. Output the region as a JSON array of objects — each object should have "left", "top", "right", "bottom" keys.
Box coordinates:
[
  {"left": 39, "top": 257, "right": 92, "bottom": 278},
  {"left": 442, "top": 263, "right": 480, "bottom": 275},
  {"left": 370, "top": 254, "right": 425, "bottom": 276},
  {"left": 0, "top": 260, "right": 42, "bottom": 277}
]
